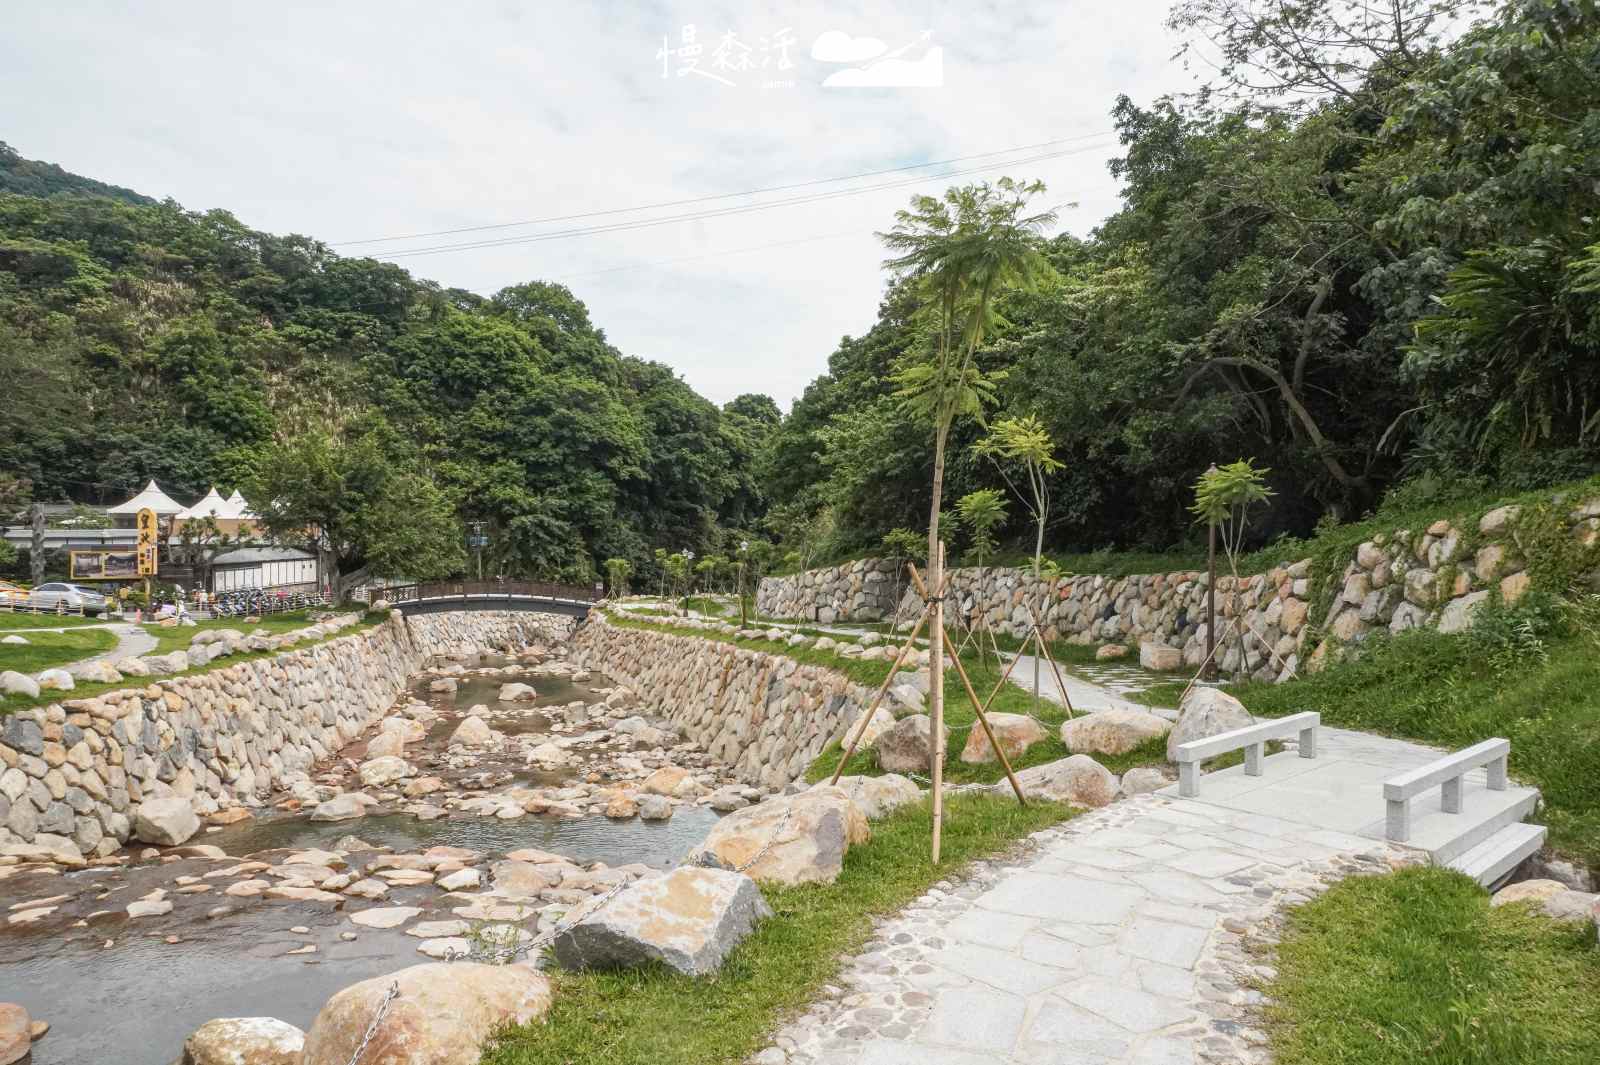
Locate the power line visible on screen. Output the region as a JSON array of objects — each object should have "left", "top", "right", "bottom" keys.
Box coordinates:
[
  {"left": 370, "top": 143, "right": 1113, "bottom": 261},
  {"left": 333, "top": 131, "right": 1114, "bottom": 248}
]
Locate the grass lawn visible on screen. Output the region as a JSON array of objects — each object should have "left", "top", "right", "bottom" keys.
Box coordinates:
[
  {"left": 1230, "top": 626, "right": 1600, "bottom": 870},
  {"left": 0, "top": 611, "right": 109, "bottom": 630},
  {"left": 485, "top": 793, "right": 1074, "bottom": 1065},
  {"left": 1, "top": 612, "right": 385, "bottom": 716},
  {"left": 0, "top": 628, "right": 119, "bottom": 674},
  {"left": 1267, "top": 866, "right": 1600, "bottom": 1065},
  {"left": 138, "top": 611, "right": 318, "bottom": 656}
]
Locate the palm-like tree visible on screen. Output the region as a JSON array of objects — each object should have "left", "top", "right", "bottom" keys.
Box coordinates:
[{"left": 879, "top": 178, "right": 1058, "bottom": 583}]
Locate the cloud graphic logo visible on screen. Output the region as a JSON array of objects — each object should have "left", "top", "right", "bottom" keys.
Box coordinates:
[
  {"left": 810, "top": 30, "right": 888, "bottom": 64},
  {"left": 822, "top": 47, "right": 943, "bottom": 88}
]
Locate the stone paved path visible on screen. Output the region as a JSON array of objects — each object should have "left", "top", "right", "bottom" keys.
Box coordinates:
[
  {"left": 70, "top": 621, "right": 157, "bottom": 667},
  {"left": 756, "top": 793, "right": 1415, "bottom": 1065}
]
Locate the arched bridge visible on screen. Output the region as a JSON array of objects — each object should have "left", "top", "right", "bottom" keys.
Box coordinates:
[{"left": 368, "top": 580, "right": 601, "bottom": 619}]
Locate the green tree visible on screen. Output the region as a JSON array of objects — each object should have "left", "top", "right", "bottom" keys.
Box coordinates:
[
  {"left": 1192, "top": 459, "right": 1275, "bottom": 671},
  {"left": 975, "top": 414, "right": 1064, "bottom": 576},
  {"left": 603, "top": 556, "right": 633, "bottom": 598},
  {"left": 246, "top": 419, "right": 464, "bottom": 603},
  {"left": 954, "top": 489, "right": 1008, "bottom": 568},
  {"left": 880, "top": 178, "right": 1059, "bottom": 579}
]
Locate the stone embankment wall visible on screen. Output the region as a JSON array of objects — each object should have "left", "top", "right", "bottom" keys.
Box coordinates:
[
  {"left": 572, "top": 617, "right": 873, "bottom": 787},
  {"left": 754, "top": 557, "right": 906, "bottom": 623},
  {"left": 0, "top": 611, "right": 569, "bottom": 860},
  {"left": 758, "top": 496, "right": 1599, "bottom": 682}
]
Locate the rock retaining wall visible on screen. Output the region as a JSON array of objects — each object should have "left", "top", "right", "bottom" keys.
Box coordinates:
[
  {"left": 572, "top": 617, "right": 873, "bottom": 787},
  {"left": 0, "top": 611, "right": 569, "bottom": 860},
  {"left": 758, "top": 496, "right": 1599, "bottom": 681},
  {"left": 754, "top": 558, "right": 906, "bottom": 623}
]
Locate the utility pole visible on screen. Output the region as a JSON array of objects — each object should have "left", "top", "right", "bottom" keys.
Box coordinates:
[
  {"left": 466, "top": 520, "right": 488, "bottom": 581},
  {"left": 1204, "top": 463, "right": 1218, "bottom": 681}
]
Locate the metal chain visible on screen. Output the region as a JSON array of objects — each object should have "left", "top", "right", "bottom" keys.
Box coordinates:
[{"left": 344, "top": 980, "right": 400, "bottom": 1065}]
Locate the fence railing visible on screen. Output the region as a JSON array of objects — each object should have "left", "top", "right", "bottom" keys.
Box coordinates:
[{"left": 367, "top": 579, "right": 601, "bottom": 605}]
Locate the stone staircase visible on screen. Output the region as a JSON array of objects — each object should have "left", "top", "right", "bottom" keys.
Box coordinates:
[{"left": 1374, "top": 737, "right": 1545, "bottom": 889}]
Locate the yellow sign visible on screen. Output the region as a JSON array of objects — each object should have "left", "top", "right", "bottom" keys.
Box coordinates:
[{"left": 136, "top": 507, "right": 159, "bottom": 576}]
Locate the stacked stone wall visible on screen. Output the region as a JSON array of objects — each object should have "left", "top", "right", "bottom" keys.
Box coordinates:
[
  {"left": 754, "top": 557, "right": 906, "bottom": 623},
  {"left": 0, "top": 610, "right": 569, "bottom": 860},
  {"left": 572, "top": 617, "right": 872, "bottom": 788},
  {"left": 757, "top": 496, "right": 1600, "bottom": 681}
]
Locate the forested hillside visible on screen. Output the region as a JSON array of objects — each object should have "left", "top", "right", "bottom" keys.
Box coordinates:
[
  {"left": 763, "top": 0, "right": 1600, "bottom": 563},
  {"left": 0, "top": 151, "right": 777, "bottom": 584}
]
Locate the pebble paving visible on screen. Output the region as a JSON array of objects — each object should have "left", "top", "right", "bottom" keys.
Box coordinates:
[{"left": 754, "top": 792, "right": 1418, "bottom": 1065}]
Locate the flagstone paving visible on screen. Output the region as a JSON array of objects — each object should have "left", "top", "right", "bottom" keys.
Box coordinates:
[{"left": 753, "top": 793, "right": 1418, "bottom": 1065}]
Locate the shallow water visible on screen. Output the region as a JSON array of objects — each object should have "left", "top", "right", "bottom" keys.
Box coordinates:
[{"left": 2, "top": 808, "right": 722, "bottom": 1065}]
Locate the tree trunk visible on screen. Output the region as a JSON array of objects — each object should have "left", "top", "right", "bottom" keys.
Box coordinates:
[{"left": 29, "top": 504, "right": 45, "bottom": 586}]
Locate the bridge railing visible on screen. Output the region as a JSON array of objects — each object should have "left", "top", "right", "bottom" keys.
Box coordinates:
[{"left": 368, "top": 579, "right": 600, "bottom": 605}]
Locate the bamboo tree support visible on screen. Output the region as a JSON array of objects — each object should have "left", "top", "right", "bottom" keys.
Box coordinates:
[
  {"left": 1023, "top": 602, "right": 1077, "bottom": 717},
  {"left": 909, "top": 564, "right": 1028, "bottom": 807},
  {"left": 939, "top": 627, "right": 1028, "bottom": 806},
  {"left": 829, "top": 602, "right": 936, "bottom": 785}
]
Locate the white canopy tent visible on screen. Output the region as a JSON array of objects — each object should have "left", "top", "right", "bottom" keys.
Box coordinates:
[
  {"left": 105, "top": 479, "right": 187, "bottom": 516},
  {"left": 175, "top": 487, "right": 229, "bottom": 523}
]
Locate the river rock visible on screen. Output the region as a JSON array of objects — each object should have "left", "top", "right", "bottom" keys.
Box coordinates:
[
  {"left": 874, "top": 714, "right": 945, "bottom": 774},
  {"left": 357, "top": 756, "right": 414, "bottom": 788},
  {"left": 448, "top": 717, "right": 495, "bottom": 747},
  {"left": 638, "top": 795, "right": 673, "bottom": 821},
  {"left": 132, "top": 796, "right": 200, "bottom": 846},
  {"left": 959, "top": 712, "right": 1047, "bottom": 764},
  {"left": 1060, "top": 708, "right": 1171, "bottom": 756},
  {"left": 822, "top": 774, "right": 921, "bottom": 820},
  {"left": 642, "top": 766, "right": 690, "bottom": 796},
  {"left": 364, "top": 730, "right": 407, "bottom": 759},
  {"left": 349, "top": 906, "right": 423, "bottom": 930},
  {"left": 552, "top": 866, "right": 772, "bottom": 976},
  {"left": 688, "top": 786, "right": 869, "bottom": 885},
  {"left": 0, "top": 1003, "right": 29, "bottom": 1065},
  {"left": 175, "top": 1016, "right": 305, "bottom": 1065},
  {"left": 428, "top": 677, "right": 457, "bottom": 693},
  {"left": 309, "top": 794, "right": 367, "bottom": 822},
  {"left": 1008, "top": 754, "right": 1119, "bottom": 807},
  {"left": 1166, "top": 687, "right": 1253, "bottom": 761},
  {"left": 604, "top": 794, "right": 639, "bottom": 819},
  {"left": 498, "top": 682, "right": 537, "bottom": 701},
  {"left": 299, "top": 962, "right": 552, "bottom": 1065}
]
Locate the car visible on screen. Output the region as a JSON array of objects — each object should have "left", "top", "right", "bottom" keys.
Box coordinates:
[
  {"left": 0, "top": 580, "right": 26, "bottom": 605},
  {"left": 28, "top": 581, "right": 109, "bottom": 615}
]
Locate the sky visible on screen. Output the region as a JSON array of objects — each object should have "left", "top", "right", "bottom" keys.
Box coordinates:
[{"left": 2, "top": 1, "right": 1197, "bottom": 409}]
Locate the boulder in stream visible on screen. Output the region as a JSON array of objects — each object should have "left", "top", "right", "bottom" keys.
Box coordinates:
[{"left": 174, "top": 1016, "right": 304, "bottom": 1065}]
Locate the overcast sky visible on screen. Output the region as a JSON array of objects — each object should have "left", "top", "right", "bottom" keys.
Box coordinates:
[{"left": 3, "top": 1, "right": 1195, "bottom": 408}]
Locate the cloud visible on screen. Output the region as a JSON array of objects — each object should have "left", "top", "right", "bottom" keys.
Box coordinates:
[
  {"left": 810, "top": 30, "right": 887, "bottom": 63},
  {"left": 823, "top": 47, "right": 944, "bottom": 88}
]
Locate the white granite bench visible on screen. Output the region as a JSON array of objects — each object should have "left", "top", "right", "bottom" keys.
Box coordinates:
[
  {"left": 1174, "top": 711, "right": 1320, "bottom": 798},
  {"left": 1383, "top": 737, "right": 1509, "bottom": 842}
]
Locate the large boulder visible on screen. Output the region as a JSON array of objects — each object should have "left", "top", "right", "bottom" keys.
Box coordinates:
[
  {"left": 1060, "top": 708, "right": 1171, "bottom": 756},
  {"left": 1138, "top": 642, "right": 1182, "bottom": 671},
  {"left": 69, "top": 659, "right": 121, "bottom": 684},
  {"left": 959, "top": 712, "right": 1047, "bottom": 764},
  {"left": 1166, "top": 687, "right": 1253, "bottom": 762},
  {"left": 448, "top": 717, "right": 495, "bottom": 747},
  {"left": 358, "top": 756, "right": 414, "bottom": 788},
  {"left": 0, "top": 671, "right": 38, "bottom": 698},
  {"left": 819, "top": 775, "right": 921, "bottom": 820},
  {"left": 0, "top": 1002, "right": 29, "bottom": 1065},
  {"left": 641, "top": 766, "right": 691, "bottom": 796},
  {"left": 365, "top": 730, "right": 407, "bottom": 760},
  {"left": 688, "top": 787, "right": 869, "bottom": 885},
  {"left": 299, "top": 962, "right": 552, "bottom": 1065},
  {"left": 847, "top": 705, "right": 896, "bottom": 750},
  {"left": 498, "top": 682, "right": 537, "bottom": 702},
  {"left": 551, "top": 866, "right": 771, "bottom": 976},
  {"left": 176, "top": 1017, "right": 305, "bottom": 1065},
  {"left": 1490, "top": 879, "right": 1598, "bottom": 922},
  {"left": 35, "top": 668, "right": 74, "bottom": 691},
  {"left": 874, "top": 714, "right": 946, "bottom": 774},
  {"left": 132, "top": 796, "right": 200, "bottom": 846},
  {"left": 1007, "top": 754, "right": 1118, "bottom": 808}
]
